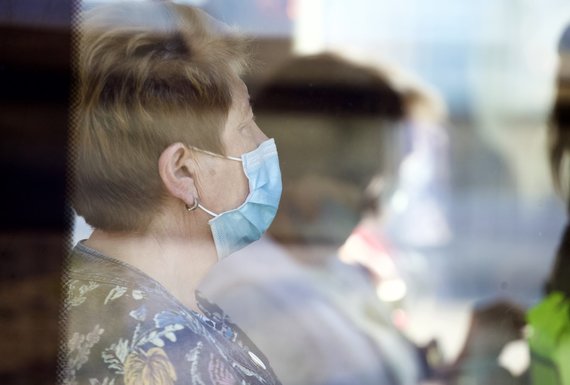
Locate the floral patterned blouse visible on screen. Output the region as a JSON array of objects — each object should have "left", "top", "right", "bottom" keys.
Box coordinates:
[{"left": 61, "top": 242, "right": 282, "bottom": 385}]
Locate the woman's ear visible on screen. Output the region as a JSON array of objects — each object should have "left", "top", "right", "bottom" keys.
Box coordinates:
[{"left": 158, "top": 143, "right": 199, "bottom": 207}]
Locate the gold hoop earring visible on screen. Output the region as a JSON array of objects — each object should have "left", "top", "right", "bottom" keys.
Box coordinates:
[{"left": 186, "top": 198, "right": 199, "bottom": 212}]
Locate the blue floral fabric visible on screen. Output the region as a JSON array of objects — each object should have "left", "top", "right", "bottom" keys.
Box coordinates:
[{"left": 60, "top": 242, "right": 281, "bottom": 385}]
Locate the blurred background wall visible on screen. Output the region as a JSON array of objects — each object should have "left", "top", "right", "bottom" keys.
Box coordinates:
[{"left": 184, "top": 0, "right": 570, "bottom": 304}]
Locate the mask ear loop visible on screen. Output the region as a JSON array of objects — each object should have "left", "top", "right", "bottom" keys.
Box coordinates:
[
  {"left": 186, "top": 198, "right": 199, "bottom": 212},
  {"left": 188, "top": 146, "right": 242, "bottom": 162},
  {"left": 185, "top": 197, "right": 220, "bottom": 217}
]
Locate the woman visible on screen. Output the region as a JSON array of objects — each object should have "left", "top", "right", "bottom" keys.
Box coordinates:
[
  {"left": 527, "top": 25, "right": 570, "bottom": 385},
  {"left": 61, "top": 3, "right": 282, "bottom": 385}
]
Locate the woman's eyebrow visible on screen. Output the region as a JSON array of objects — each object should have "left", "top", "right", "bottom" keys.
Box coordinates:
[{"left": 238, "top": 96, "right": 250, "bottom": 114}]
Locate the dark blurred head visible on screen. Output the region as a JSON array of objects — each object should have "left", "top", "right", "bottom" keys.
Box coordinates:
[
  {"left": 73, "top": 2, "right": 248, "bottom": 232},
  {"left": 547, "top": 25, "right": 570, "bottom": 296},
  {"left": 550, "top": 25, "right": 570, "bottom": 208},
  {"left": 472, "top": 301, "right": 526, "bottom": 341},
  {"left": 251, "top": 53, "right": 407, "bottom": 246}
]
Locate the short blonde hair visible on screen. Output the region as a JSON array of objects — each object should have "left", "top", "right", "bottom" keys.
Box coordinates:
[{"left": 72, "top": 2, "right": 248, "bottom": 232}]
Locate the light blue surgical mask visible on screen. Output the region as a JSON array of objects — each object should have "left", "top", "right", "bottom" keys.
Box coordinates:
[{"left": 191, "top": 138, "right": 282, "bottom": 260}]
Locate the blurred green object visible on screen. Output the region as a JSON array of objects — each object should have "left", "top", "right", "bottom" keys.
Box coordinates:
[{"left": 527, "top": 292, "right": 570, "bottom": 385}]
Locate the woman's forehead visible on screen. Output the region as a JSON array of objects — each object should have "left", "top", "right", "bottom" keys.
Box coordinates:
[{"left": 232, "top": 79, "right": 251, "bottom": 110}]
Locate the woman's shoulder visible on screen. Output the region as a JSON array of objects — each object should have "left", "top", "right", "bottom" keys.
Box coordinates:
[
  {"left": 62, "top": 278, "right": 279, "bottom": 385},
  {"left": 61, "top": 246, "right": 281, "bottom": 385}
]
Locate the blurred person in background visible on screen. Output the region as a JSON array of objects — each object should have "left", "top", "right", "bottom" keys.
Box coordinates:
[
  {"left": 201, "top": 53, "right": 431, "bottom": 385},
  {"left": 61, "top": 3, "right": 283, "bottom": 385},
  {"left": 526, "top": 24, "right": 570, "bottom": 385}
]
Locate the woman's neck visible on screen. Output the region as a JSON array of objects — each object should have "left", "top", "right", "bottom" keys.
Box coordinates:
[{"left": 84, "top": 228, "right": 218, "bottom": 313}]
